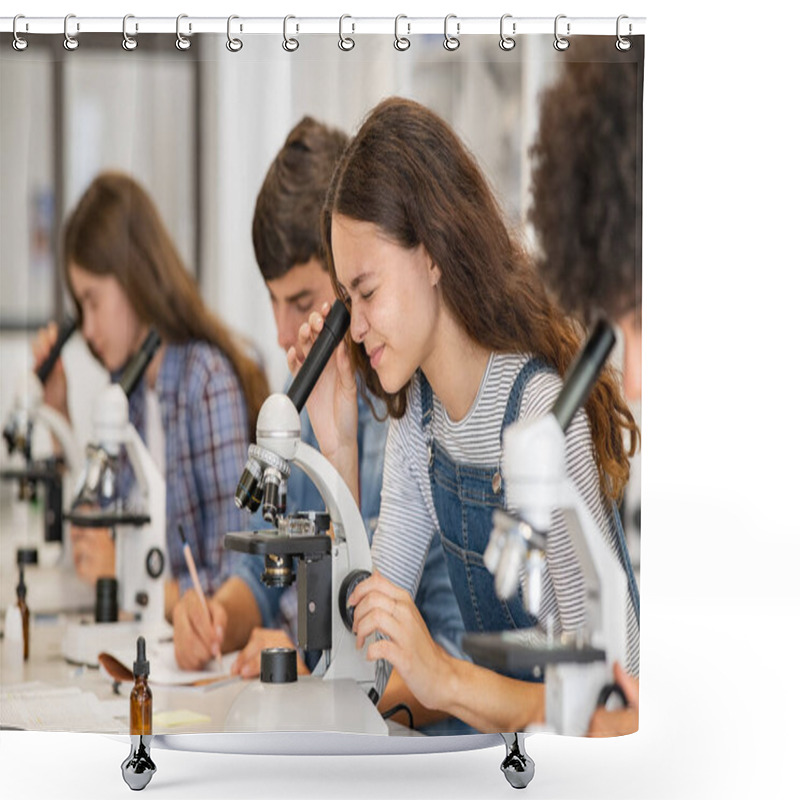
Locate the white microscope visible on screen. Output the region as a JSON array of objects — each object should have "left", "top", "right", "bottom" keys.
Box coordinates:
[
  {"left": 463, "top": 320, "right": 639, "bottom": 738},
  {"left": 0, "top": 317, "right": 90, "bottom": 610},
  {"left": 62, "top": 330, "right": 169, "bottom": 666},
  {"left": 224, "top": 300, "right": 388, "bottom": 735}
]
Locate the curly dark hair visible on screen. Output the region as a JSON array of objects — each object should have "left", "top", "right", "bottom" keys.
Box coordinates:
[
  {"left": 252, "top": 116, "right": 348, "bottom": 281},
  {"left": 529, "top": 41, "right": 642, "bottom": 324}
]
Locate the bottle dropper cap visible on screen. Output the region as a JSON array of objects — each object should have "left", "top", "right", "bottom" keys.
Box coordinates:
[
  {"left": 15, "top": 549, "right": 34, "bottom": 601},
  {"left": 133, "top": 636, "right": 150, "bottom": 677}
]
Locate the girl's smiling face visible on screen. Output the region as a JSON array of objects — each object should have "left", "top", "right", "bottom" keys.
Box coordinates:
[{"left": 331, "top": 214, "right": 442, "bottom": 394}]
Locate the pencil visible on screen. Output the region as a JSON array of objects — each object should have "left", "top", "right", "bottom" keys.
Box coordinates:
[{"left": 178, "top": 524, "right": 223, "bottom": 671}]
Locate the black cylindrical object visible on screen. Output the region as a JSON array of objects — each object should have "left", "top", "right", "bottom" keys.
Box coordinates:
[
  {"left": 95, "top": 576, "right": 119, "bottom": 623},
  {"left": 133, "top": 636, "right": 150, "bottom": 677},
  {"left": 286, "top": 300, "right": 350, "bottom": 412},
  {"left": 551, "top": 319, "right": 616, "bottom": 433},
  {"left": 118, "top": 330, "right": 162, "bottom": 398},
  {"left": 338, "top": 569, "right": 371, "bottom": 632},
  {"left": 16, "top": 547, "right": 38, "bottom": 567},
  {"left": 260, "top": 647, "right": 298, "bottom": 683},
  {"left": 35, "top": 316, "right": 77, "bottom": 384},
  {"left": 233, "top": 457, "right": 264, "bottom": 512}
]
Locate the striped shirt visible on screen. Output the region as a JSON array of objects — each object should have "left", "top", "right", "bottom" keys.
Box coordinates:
[{"left": 371, "top": 352, "right": 640, "bottom": 677}]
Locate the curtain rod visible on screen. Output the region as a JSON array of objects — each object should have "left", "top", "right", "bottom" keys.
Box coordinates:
[{"left": 1, "top": 15, "right": 646, "bottom": 37}]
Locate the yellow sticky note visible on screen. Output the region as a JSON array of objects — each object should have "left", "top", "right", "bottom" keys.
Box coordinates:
[{"left": 153, "top": 709, "right": 211, "bottom": 728}]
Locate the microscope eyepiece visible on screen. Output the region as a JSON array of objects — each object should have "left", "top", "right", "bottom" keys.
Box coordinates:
[
  {"left": 551, "top": 318, "right": 616, "bottom": 433},
  {"left": 35, "top": 316, "right": 77, "bottom": 384},
  {"left": 286, "top": 299, "right": 350, "bottom": 412},
  {"left": 118, "top": 330, "right": 162, "bottom": 398}
]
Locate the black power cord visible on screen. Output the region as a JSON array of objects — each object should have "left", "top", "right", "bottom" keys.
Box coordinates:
[{"left": 381, "top": 703, "right": 415, "bottom": 730}]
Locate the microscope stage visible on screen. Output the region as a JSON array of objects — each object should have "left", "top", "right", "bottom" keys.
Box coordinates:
[{"left": 463, "top": 629, "right": 605, "bottom": 673}]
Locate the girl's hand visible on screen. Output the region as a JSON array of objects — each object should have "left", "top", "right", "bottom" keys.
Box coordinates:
[
  {"left": 587, "top": 662, "right": 639, "bottom": 737},
  {"left": 32, "top": 322, "right": 69, "bottom": 419},
  {"left": 70, "top": 524, "right": 115, "bottom": 584},
  {"left": 349, "top": 572, "right": 455, "bottom": 713},
  {"left": 287, "top": 302, "right": 359, "bottom": 491}
]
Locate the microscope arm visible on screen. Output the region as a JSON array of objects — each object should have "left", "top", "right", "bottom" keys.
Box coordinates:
[
  {"left": 34, "top": 404, "right": 83, "bottom": 476},
  {"left": 291, "top": 441, "right": 373, "bottom": 570},
  {"left": 502, "top": 402, "right": 628, "bottom": 661},
  {"left": 118, "top": 422, "right": 163, "bottom": 507}
]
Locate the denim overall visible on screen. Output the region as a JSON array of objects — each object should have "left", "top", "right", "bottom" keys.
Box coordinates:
[{"left": 419, "top": 359, "right": 640, "bottom": 679}]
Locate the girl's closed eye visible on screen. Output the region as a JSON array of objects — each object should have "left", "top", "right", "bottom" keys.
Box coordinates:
[{"left": 360, "top": 288, "right": 375, "bottom": 301}]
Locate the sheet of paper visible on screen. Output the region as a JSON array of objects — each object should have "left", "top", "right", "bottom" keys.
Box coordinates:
[
  {"left": 0, "top": 682, "right": 127, "bottom": 732},
  {"left": 107, "top": 641, "right": 240, "bottom": 686},
  {"left": 153, "top": 709, "right": 212, "bottom": 728}
]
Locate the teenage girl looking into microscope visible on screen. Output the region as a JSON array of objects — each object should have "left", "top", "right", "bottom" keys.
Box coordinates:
[
  {"left": 32, "top": 171, "right": 268, "bottom": 618},
  {"left": 293, "top": 97, "right": 640, "bottom": 733}
]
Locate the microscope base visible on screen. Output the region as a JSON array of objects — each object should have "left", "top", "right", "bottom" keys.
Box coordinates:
[{"left": 225, "top": 676, "right": 389, "bottom": 736}]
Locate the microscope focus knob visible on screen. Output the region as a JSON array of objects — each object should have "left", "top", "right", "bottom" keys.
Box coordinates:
[{"left": 338, "top": 570, "right": 371, "bottom": 632}]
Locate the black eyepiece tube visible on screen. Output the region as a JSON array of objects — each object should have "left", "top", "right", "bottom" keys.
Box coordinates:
[
  {"left": 551, "top": 319, "right": 617, "bottom": 434},
  {"left": 118, "top": 330, "right": 162, "bottom": 398},
  {"left": 35, "top": 316, "right": 78, "bottom": 384},
  {"left": 286, "top": 300, "right": 351, "bottom": 412}
]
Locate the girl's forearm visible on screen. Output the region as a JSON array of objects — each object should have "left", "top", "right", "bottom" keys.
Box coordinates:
[{"left": 436, "top": 655, "right": 546, "bottom": 733}]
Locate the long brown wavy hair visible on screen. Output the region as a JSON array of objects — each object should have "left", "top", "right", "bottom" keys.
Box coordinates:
[
  {"left": 63, "top": 171, "right": 269, "bottom": 436},
  {"left": 322, "top": 98, "right": 637, "bottom": 502}
]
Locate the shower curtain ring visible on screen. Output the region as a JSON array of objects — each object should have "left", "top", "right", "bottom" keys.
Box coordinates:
[
  {"left": 339, "top": 15, "right": 355, "bottom": 51},
  {"left": 12, "top": 15, "right": 28, "bottom": 51},
  {"left": 616, "top": 15, "right": 632, "bottom": 51},
  {"left": 282, "top": 15, "right": 299, "bottom": 51},
  {"left": 443, "top": 14, "right": 460, "bottom": 51},
  {"left": 122, "top": 14, "right": 138, "bottom": 51},
  {"left": 226, "top": 15, "right": 243, "bottom": 52},
  {"left": 176, "top": 14, "right": 191, "bottom": 51},
  {"left": 394, "top": 15, "right": 410, "bottom": 51},
  {"left": 553, "top": 14, "right": 570, "bottom": 51},
  {"left": 63, "top": 13, "right": 79, "bottom": 51},
  {"left": 499, "top": 14, "right": 516, "bottom": 51}
]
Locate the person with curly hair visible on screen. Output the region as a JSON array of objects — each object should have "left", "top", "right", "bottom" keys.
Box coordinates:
[
  {"left": 528, "top": 41, "right": 643, "bottom": 736},
  {"left": 529, "top": 46, "right": 642, "bottom": 398}
]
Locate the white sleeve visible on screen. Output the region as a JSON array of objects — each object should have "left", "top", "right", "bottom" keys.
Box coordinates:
[{"left": 370, "top": 413, "right": 438, "bottom": 598}]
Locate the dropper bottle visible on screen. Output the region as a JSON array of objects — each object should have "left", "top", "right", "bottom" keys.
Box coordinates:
[
  {"left": 15, "top": 548, "right": 37, "bottom": 661},
  {"left": 121, "top": 636, "right": 157, "bottom": 790},
  {"left": 16, "top": 564, "right": 29, "bottom": 662},
  {"left": 130, "top": 636, "right": 152, "bottom": 735}
]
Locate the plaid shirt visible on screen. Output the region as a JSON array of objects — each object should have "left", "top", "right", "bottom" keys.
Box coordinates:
[{"left": 119, "top": 341, "right": 252, "bottom": 595}]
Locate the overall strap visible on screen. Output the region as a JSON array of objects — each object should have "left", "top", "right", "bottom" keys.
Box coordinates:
[
  {"left": 611, "top": 501, "right": 641, "bottom": 625},
  {"left": 419, "top": 369, "right": 434, "bottom": 440},
  {"left": 500, "top": 357, "right": 553, "bottom": 443}
]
